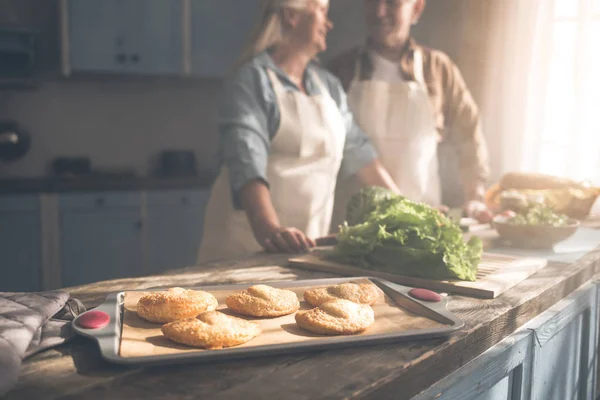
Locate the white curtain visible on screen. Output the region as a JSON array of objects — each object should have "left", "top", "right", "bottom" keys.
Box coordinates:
[
  {"left": 476, "top": 0, "right": 550, "bottom": 178},
  {"left": 481, "top": 0, "right": 600, "bottom": 185}
]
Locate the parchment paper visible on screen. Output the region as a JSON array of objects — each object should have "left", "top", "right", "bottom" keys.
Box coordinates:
[{"left": 119, "top": 279, "right": 446, "bottom": 358}]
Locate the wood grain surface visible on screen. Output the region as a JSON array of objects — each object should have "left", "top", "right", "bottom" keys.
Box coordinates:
[
  {"left": 5, "top": 244, "right": 600, "bottom": 400},
  {"left": 289, "top": 250, "right": 548, "bottom": 299}
]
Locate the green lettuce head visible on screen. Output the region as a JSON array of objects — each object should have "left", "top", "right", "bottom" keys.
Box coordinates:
[
  {"left": 345, "top": 186, "right": 400, "bottom": 226},
  {"left": 333, "top": 188, "right": 482, "bottom": 282}
]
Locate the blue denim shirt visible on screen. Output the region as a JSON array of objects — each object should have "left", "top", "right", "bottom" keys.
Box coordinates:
[{"left": 218, "top": 51, "right": 378, "bottom": 208}]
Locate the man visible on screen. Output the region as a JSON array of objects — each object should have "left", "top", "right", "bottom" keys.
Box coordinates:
[{"left": 328, "top": 0, "right": 493, "bottom": 227}]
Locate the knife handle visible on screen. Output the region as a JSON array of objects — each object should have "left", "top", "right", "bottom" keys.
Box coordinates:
[{"left": 315, "top": 234, "right": 338, "bottom": 247}]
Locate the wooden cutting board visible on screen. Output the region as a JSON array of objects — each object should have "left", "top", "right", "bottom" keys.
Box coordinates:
[{"left": 288, "top": 250, "right": 548, "bottom": 299}]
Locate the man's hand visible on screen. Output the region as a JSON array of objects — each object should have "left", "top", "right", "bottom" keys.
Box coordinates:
[
  {"left": 465, "top": 200, "right": 494, "bottom": 223},
  {"left": 463, "top": 180, "right": 493, "bottom": 223},
  {"left": 436, "top": 204, "right": 450, "bottom": 215}
]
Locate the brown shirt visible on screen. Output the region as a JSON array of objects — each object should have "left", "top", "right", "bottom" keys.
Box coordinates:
[{"left": 327, "top": 38, "right": 490, "bottom": 184}]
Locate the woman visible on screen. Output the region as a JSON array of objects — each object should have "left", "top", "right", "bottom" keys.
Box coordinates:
[{"left": 198, "top": 0, "right": 399, "bottom": 263}]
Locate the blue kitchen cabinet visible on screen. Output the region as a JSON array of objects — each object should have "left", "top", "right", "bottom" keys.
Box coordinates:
[
  {"left": 413, "top": 329, "right": 534, "bottom": 400},
  {"left": 190, "top": 0, "right": 262, "bottom": 77},
  {"left": 59, "top": 192, "right": 145, "bottom": 287},
  {"left": 144, "top": 189, "right": 209, "bottom": 274},
  {"left": 66, "top": 0, "right": 127, "bottom": 73},
  {"left": 413, "top": 282, "right": 599, "bottom": 400},
  {"left": 0, "top": 196, "right": 41, "bottom": 292},
  {"left": 65, "top": 0, "right": 183, "bottom": 75},
  {"left": 528, "top": 282, "right": 598, "bottom": 400},
  {"left": 122, "top": 0, "right": 184, "bottom": 75}
]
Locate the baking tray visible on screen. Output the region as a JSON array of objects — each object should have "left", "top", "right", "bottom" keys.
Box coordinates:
[{"left": 72, "top": 277, "right": 464, "bottom": 366}]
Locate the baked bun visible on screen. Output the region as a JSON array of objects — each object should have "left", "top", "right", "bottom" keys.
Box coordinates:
[
  {"left": 295, "top": 299, "right": 375, "bottom": 335},
  {"left": 226, "top": 284, "right": 300, "bottom": 317},
  {"left": 485, "top": 172, "right": 600, "bottom": 217},
  {"left": 137, "top": 287, "right": 218, "bottom": 323},
  {"left": 161, "top": 311, "right": 261, "bottom": 349},
  {"left": 303, "top": 282, "right": 380, "bottom": 307}
]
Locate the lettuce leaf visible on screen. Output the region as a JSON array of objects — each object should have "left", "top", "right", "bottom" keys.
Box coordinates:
[{"left": 331, "top": 189, "right": 482, "bottom": 281}]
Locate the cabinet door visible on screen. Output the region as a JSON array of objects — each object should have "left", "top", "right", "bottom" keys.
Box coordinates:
[
  {"left": 67, "top": 0, "right": 183, "bottom": 75},
  {"left": 412, "top": 329, "right": 533, "bottom": 400},
  {"left": 190, "top": 0, "right": 261, "bottom": 76},
  {"left": 125, "top": 0, "right": 184, "bottom": 74},
  {"left": 414, "top": 283, "right": 599, "bottom": 400},
  {"left": 60, "top": 193, "right": 144, "bottom": 287},
  {"left": 528, "top": 283, "right": 598, "bottom": 400},
  {"left": 144, "top": 190, "right": 209, "bottom": 274},
  {"left": 0, "top": 196, "right": 41, "bottom": 292},
  {"left": 67, "top": 0, "right": 129, "bottom": 73}
]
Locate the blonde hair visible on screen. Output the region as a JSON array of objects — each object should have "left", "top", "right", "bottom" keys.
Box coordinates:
[{"left": 233, "top": 0, "right": 319, "bottom": 70}]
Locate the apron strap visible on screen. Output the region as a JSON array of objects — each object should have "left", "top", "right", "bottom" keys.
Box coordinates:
[
  {"left": 310, "top": 70, "right": 330, "bottom": 96},
  {"left": 352, "top": 49, "right": 366, "bottom": 83},
  {"left": 267, "top": 67, "right": 328, "bottom": 97},
  {"left": 413, "top": 49, "right": 426, "bottom": 88}
]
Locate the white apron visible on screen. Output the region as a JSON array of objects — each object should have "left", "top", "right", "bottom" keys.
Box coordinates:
[
  {"left": 198, "top": 68, "right": 346, "bottom": 263},
  {"left": 330, "top": 49, "right": 441, "bottom": 232}
]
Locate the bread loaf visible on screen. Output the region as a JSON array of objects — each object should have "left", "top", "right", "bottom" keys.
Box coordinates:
[
  {"left": 485, "top": 172, "right": 599, "bottom": 217},
  {"left": 499, "top": 172, "right": 579, "bottom": 191}
]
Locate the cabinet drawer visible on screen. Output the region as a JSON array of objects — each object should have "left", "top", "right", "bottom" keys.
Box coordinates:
[
  {"left": 60, "top": 192, "right": 142, "bottom": 211},
  {"left": 60, "top": 209, "right": 144, "bottom": 287},
  {"left": 0, "top": 211, "right": 41, "bottom": 292},
  {"left": 0, "top": 195, "right": 39, "bottom": 211},
  {"left": 145, "top": 190, "right": 210, "bottom": 207}
]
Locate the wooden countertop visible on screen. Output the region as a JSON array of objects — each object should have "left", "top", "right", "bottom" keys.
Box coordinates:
[{"left": 5, "top": 237, "right": 600, "bottom": 400}]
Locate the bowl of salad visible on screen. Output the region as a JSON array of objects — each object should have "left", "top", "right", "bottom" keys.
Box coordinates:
[{"left": 493, "top": 204, "right": 580, "bottom": 248}]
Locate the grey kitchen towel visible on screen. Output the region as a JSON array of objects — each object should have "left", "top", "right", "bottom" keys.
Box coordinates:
[{"left": 0, "top": 291, "right": 84, "bottom": 397}]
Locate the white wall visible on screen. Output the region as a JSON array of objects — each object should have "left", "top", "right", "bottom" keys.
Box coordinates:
[
  {"left": 0, "top": 0, "right": 221, "bottom": 178},
  {"left": 0, "top": 79, "right": 220, "bottom": 177}
]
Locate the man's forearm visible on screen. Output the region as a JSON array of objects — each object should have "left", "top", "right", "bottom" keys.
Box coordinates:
[
  {"left": 463, "top": 178, "right": 486, "bottom": 203},
  {"left": 463, "top": 178, "right": 494, "bottom": 222},
  {"left": 355, "top": 159, "right": 401, "bottom": 194}
]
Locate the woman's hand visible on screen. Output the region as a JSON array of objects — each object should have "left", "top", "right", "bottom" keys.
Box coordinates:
[
  {"left": 240, "top": 180, "right": 312, "bottom": 253},
  {"left": 258, "top": 225, "right": 316, "bottom": 254},
  {"left": 239, "top": 179, "right": 315, "bottom": 253}
]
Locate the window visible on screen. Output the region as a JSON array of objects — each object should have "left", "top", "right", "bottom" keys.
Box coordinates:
[{"left": 538, "top": 0, "right": 600, "bottom": 184}]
